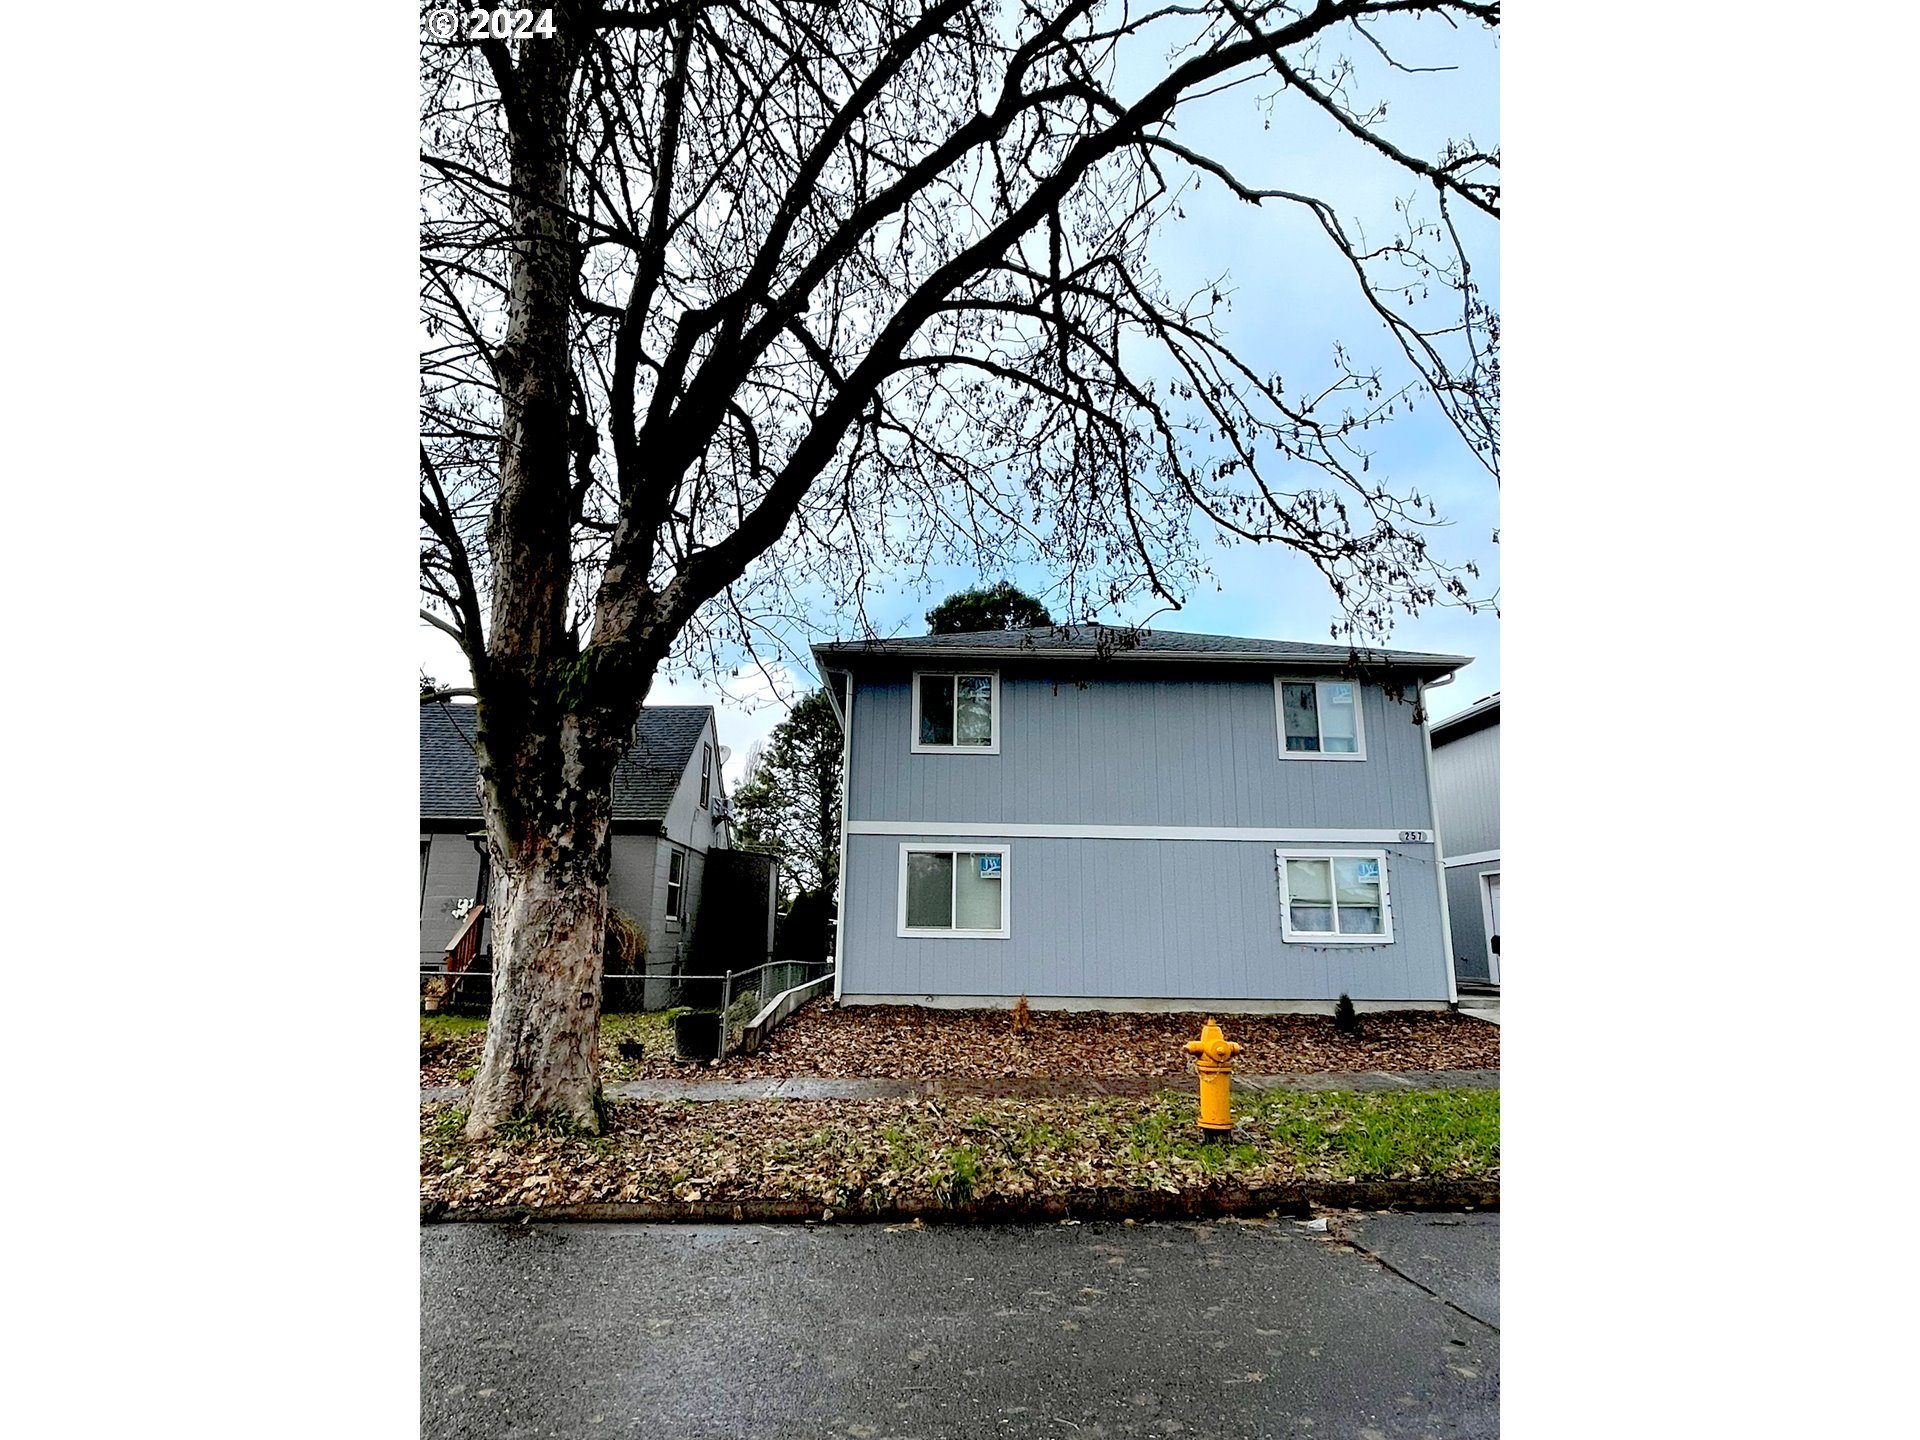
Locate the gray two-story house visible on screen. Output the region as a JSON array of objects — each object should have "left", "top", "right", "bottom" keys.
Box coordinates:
[
  {"left": 811, "top": 626, "right": 1472, "bottom": 1012},
  {"left": 1430, "top": 691, "right": 1500, "bottom": 990}
]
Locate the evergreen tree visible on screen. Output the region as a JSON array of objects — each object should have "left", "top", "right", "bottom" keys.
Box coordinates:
[
  {"left": 730, "top": 690, "right": 842, "bottom": 897},
  {"left": 925, "top": 582, "right": 1054, "bottom": 634}
]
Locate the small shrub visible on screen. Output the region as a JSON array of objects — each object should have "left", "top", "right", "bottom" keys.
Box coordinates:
[
  {"left": 1333, "top": 993, "right": 1362, "bottom": 1037},
  {"left": 1010, "top": 994, "right": 1032, "bottom": 1035},
  {"left": 603, "top": 908, "right": 648, "bottom": 972}
]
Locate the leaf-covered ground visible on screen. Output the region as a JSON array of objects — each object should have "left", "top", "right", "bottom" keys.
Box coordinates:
[
  {"left": 421, "top": 1088, "right": 1499, "bottom": 1214},
  {"left": 421, "top": 1011, "right": 681, "bottom": 1087},
  {"left": 729, "top": 1003, "right": 1499, "bottom": 1078},
  {"left": 422, "top": 1002, "right": 1497, "bottom": 1086}
]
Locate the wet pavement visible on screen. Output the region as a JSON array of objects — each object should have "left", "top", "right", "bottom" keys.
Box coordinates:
[
  {"left": 421, "top": 1212, "right": 1498, "bottom": 1438},
  {"left": 420, "top": 1068, "right": 1498, "bottom": 1106}
]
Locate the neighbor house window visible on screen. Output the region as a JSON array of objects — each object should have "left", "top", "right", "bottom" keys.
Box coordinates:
[
  {"left": 666, "top": 847, "right": 686, "bottom": 920},
  {"left": 897, "top": 844, "right": 1009, "bottom": 938},
  {"left": 1276, "top": 679, "right": 1365, "bottom": 758},
  {"left": 700, "top": 743, "right": 712, "bottom": 808},
  {"left": 1276, "top": 849, "right": 1393, "bottom": 943},
  {"left": 912, "top": 672, "right": 999, "bottom": 753}
]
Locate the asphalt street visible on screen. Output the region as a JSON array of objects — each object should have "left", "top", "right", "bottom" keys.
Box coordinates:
[{"left": 421, "top": 1212, "right": 1499, "bottom": 1439}]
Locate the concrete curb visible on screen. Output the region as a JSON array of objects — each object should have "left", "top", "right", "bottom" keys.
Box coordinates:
[{"left": 420, "top": 1178, "right": 1498, "bottom": 1227}]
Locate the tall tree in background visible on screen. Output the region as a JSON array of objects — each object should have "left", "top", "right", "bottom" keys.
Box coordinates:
[
  {"left": 421, "top": 0, "right": 1499, "bottom": 1134},
  {"left": 729, "top": 690, "right": 842, "bottom": 898},
  {"left": 925, "top": 582, "right": 1054, "bottom": 634}
]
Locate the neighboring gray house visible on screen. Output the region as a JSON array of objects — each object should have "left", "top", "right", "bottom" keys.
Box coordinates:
[
  {"left": 420, "top": 703, "right": 731, "bottom": 985},
  {"left": 811, "top": 626, "right": 1473, "bottom": 1012},
  {"left": 1430, "top": 691, "right": 1500, "bottom": 990}
]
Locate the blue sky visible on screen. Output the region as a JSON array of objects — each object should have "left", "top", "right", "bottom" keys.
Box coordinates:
[{"left": 422, "top": 9, "right": 1499, "bottom": 781}]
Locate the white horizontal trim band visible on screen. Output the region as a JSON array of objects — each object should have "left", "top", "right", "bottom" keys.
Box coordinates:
[
  {"left": 1441, "top": 849, "right": 1500, "bottom": 868},
  {"left": 847, "top": 820, "right": 1433, "bottom": 844}
]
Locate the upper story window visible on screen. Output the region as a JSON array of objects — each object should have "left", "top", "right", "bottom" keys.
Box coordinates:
[
  {"left": 699, "top": 743, "right": 712, "bottom": 808},
  {"left": 912, "top": 671, "right": 1000, "bottom": 754},
  {"left": 1276, "top": 679, "right": 1366, "bottom": 760}
]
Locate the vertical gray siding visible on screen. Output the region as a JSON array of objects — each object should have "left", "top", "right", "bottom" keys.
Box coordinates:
[
  {"left": 1431, "top": 720, "right": 1499, "bottom": 858},
  {"left": 840, "top": 834, "right": 1450, "bottom": 1003},
  {"left": 607, "top": 834, "right": 659, "bottom": 934},
  {"left": 640, "top": 838, "right": 707, "bottom": 969},
  {"left": 1445, "top": 860, "right": 1500, "bottom": 985},
  {"left": 419, "top": 832, "right": 486, "bottom": 968},
  {"left": 848, "top": 670, "right": 1434, "bottom": 832}
]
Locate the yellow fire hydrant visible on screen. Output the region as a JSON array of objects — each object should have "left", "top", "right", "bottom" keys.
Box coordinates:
[{"left": 1185, "top": 1018, "right": 1242, "bottom": 1140}]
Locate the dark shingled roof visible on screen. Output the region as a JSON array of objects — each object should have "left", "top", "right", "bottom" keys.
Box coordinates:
[
  {"left": 1430, "top": 690, "right": 1499, "bottom": 743},
  {"left": 420, "top": 703, "right": 713, "bottom": 822},
  {"left": 813, "top": 624, "right": 1470, "bottom": 679}
]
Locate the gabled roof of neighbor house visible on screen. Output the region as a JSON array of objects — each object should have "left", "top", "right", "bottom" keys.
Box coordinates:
[
  {"left": 1429, "top": 689, "right": 1500, "bottom": 743},
  {"left": 812, "top": 624, "right": 1471, "bottom": 682},
  {"left": 420, "top": 702, "right": 715, "bottom": 824}
]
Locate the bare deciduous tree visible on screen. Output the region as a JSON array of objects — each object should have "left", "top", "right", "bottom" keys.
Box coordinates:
[{"left": 420, "top": 0, "right": 1499, "bottom": 1135}]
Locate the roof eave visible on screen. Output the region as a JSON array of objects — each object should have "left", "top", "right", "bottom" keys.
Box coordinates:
[
  {"left": 1430, "top": 692, "right": 1501, "bottom": 740},
  {"left": 810, "top": 640, "right": 1471, "bottom": 679}
]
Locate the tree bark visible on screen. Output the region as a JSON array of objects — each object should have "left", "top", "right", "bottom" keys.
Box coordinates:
[
  {"left": 464, "top": 789, "right": 612, "bottom": 1136},
  {"left": 463, "top": 695, "right": 633, "bottom": 1135}
]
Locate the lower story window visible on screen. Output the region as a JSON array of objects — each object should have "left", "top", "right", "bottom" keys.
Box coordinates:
[
  {"left": 666, "top": 847, "right": 686, "bottom": 919},
  {"left": 1276, "top": 849, "right": 1393, "bottom": 943},
  {"left": 898, "top": 845, "right": 1008, "bottom": 938}
]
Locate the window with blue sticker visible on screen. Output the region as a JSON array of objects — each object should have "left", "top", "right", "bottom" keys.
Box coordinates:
[
  {"left": 901, "top": 845, "right": 1008, "bottom": 936},
  {"left": 1277, "top": 679, "right": 1364, "bottom": 758},
  {"left": 1276, "top": 850, "right": 1392, "bottom": 943}
]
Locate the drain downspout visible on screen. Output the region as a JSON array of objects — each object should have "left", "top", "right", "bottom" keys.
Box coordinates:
[
  {"left": 830, "top": 671, "right": 852, "bottom": 1003},
  {"left": 1418, "top": 676, "right": 1460, "bottom": 1007}
]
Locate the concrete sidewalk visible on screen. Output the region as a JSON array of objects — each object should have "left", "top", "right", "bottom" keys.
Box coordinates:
[{"left": 422, "top": 1067, "right": 1497, "bottom": 1105}]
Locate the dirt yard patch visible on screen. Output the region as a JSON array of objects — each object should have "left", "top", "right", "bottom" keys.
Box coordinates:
[{"left": 423, "top": 1001, "right": 1497, "bottom": 1086}]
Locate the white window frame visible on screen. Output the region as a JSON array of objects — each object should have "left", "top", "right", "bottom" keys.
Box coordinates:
[
  {"left": 699, "top": 743, "right": 712, "bottom": 808},
  {"left": 665, "top": 845, "right": 686, "bottom": 921},
  {"left": 1275, "top": 847, "right": 1395, "bottom": 944},
  {"left": 1274, "top": 677, "right": 1367, "bottom": 761},
  {"left": 910, "top": 670, "right": 1001, "bottom": 755},
  {"left": 895, "top": 843, "right": 1010, "bottom": 939}
]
